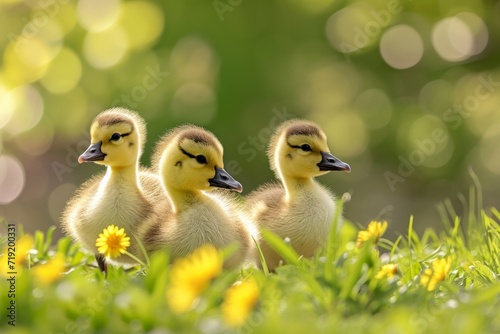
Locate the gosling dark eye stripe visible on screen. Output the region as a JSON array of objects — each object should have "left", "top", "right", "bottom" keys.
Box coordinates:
[
  {"left": 110, "top": 132, "right": 131, "bottom": 140},
  {"left": 179, "top": 147, "right": 196, "bottom": 159},
  {"left": 288, "top": 143, "right": 313, "bottom": 152},
  {"left": 288, "top": 143, "right": 307, "bottom": 149}
]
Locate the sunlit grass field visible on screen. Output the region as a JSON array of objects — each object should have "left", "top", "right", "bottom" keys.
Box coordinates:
[{"left": 1, "top": 180, "right": 500, "bottom": 334}]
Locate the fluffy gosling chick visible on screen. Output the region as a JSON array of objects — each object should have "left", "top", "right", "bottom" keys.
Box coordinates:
[
  {"left": 143, "top": 125, "right": 252, "bottom": 268},
  {"left": 246, "top": 119, "right": 351, "bottom": 271},
  {"left": 61, "top": 108, "right": 166, "bottom": 270}
]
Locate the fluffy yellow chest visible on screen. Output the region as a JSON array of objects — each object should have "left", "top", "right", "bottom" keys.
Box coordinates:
[
  {"left": 77, "top": 173, "right": 145, "bottom": 252},
  {"left": 167, "top": 195, "right": 236, "bottom": 257},
  {"left": 282, "top": 183, "right": 336, "bottom": 254}
]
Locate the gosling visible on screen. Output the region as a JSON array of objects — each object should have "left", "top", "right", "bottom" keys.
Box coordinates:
[
  {"left": 142, "top": 125, "right": 253, "bottom": 268},
  {"left": 245, "top": 119, "right": 351, "bottom": 271},
  {"left": 61, "top": 108, "right": 167, "bottom": 271}
]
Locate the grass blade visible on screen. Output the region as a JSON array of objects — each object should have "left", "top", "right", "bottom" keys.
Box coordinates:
[{"left": 261, "top": 229, "right": 300, "bottom": 267}]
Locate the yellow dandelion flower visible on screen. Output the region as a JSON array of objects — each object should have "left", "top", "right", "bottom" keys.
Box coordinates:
[
  {"left": 420, "top": 257, "right": 452, "bottom": 291},
  {"left": 375, "top": 264, "right": 398, "bottom": 280},
  {"left": 222, "top": 278, "right": 260, "bottom": 327},
  {"left": 95, "top": 225, "right": 130, "bottom": 258},
  {"left": 15, "top": 234, "right": 34, "bottom": 265},
  {"left": 356, "top": 220, "right": 388, "bottom": 248},
  {"left": 168, "top": 284, "right": 200, "bottom": 313},
  {"left": 167, "top": 245, "right": 222, "bottom": 313},
  {"left": 0, "top": 234, "right": 34, "bottom": 277},
  {"left": 32, "top": 254, "right": 66, "bottom": 285}
]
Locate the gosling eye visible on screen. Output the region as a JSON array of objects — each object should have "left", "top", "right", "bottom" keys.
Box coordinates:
[
  {"left": 110, "top": 133, "right": 122, "bottom": 141},
  {"left": 196, "top": 155, "right": 208, "bottom": 164},
  {"left": 300, "top": 144, "right": 312, "bottom": 152}
]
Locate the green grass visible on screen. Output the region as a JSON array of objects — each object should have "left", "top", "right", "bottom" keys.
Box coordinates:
[{"left": 1, "top": 182, "right": 500, "bottom": 333}]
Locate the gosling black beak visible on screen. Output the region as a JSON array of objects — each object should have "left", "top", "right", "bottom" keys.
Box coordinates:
[
  {"left": 317, "top": 151, "right": 351, "bottom": 172},
  {"left": 78, "top": 142, "right": 106, "bottom": 163},
  {"left": 209, "top": 166, "right": 243, "bottom": 193}
]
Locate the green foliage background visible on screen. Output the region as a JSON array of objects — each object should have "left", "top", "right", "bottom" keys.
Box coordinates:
[{"left": 0, "top": 0, "right": 500, "bottom": 238}]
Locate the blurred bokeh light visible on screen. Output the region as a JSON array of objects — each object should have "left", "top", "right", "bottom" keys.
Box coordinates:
[
  {"left": 77, "top": 0, "right": 120, "bottom": 32},
  {"left": 83, "top": 26, "right": 128, "bottom": 69},
  {"left": 432, "top": 17, "right": 474, "bottom": 62},
  {"left": 0, "top": 155, "right": 25, "bottom": 204},
  {"left": 380, "top": 25, "right": 423, "bottom": 69},
  {"left": 40, "top": 47, "right": 82, "bottom": 94},
  {"left": 0, "top": 0, "right": 499, "bottom": 239}
]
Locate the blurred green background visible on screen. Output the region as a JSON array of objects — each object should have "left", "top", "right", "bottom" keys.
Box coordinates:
[{"left": 0, "top": 0, "right": 499, "bottom": 240}]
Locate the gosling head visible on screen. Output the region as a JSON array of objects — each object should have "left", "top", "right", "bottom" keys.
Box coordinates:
[
  {"left": 154, "top": 125, "right": 242, "bottom": 193},
  {"left": 78, "top": 108, "right": 146, "bottom": 168},
  {"left": 268, "top": 119, "right": 351, "bottom": 180}
]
